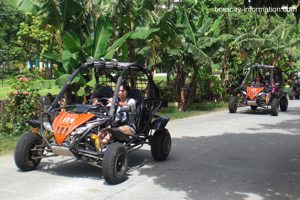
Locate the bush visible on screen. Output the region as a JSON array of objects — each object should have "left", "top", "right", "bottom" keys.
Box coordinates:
[
  {"left": 155, "top": 80, "right": 177, "bottom": 101},
  {"left": 0, "top": 76, "right": 41, "bottom": 136}
]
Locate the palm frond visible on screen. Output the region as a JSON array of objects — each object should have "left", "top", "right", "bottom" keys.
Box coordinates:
[
  {"left": 238, "top": 38, "right": 274, "bottom": 50},
  {"left": 185, "top": 43, "right": 212, "bottom": 64},
  {"left": 231, "top": 33, "right": 258, "bottom": 45},
  {"left": 39, "top": 0, "right": 62, "bottom": 29}
]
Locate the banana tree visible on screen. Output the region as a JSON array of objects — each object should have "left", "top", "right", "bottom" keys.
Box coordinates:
[{"left": 49, "top": 17, "right": 159, "bottom": 99}]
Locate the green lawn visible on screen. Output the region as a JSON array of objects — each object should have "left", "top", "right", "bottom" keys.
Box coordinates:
[
  {"left": 0, "top": 79, "right": 60, "bottom": 100},
  {"left": 159, "top": 101, "right": 227, "bottom": 120},
  {"left": 0, "top": 76, "right": 168, "bottom": 100},
  {"left": 0, "top": 135, "right": 20, "bottom": 155}
]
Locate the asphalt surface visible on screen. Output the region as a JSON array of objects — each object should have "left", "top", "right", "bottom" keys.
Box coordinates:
[{"left": 1, "top": 100, "right": 300, "bottom": 200}]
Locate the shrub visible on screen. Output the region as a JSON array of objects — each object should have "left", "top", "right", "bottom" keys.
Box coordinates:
[{"left": 0, "top": 76, "right": 41, "bottom": 136}]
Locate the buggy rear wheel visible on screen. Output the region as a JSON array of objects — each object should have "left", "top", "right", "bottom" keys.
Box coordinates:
[
  {"left": 151, "top": 129, "right": 171, "bottom": 161},
  {"left": 271, "top": 98, "right": 279, "bottom": 116},
  {"left": 102, "top": 143, "right": 128, "bottom": 185},
  {"left": 14, "top": 132, "right": 43, "bottom": 171},
  {"left": 280, "top": 97, "right": 288, "bottom": 112},
  {"left": 228, "top": 96, "right": 238, "bottom": 113}
]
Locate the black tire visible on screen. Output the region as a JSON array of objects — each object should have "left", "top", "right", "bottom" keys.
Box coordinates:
[
  {"left": 151, "top": 129, "right": 171, "bottom": 161},
  {"left": 102, "top": 143, "right": 128, "bottom": 185},
  {"left": 288, "top": 90, "right": 294, "bottom": 100},
  {"left": 14, "top": 132, "right": 43, "bottom": 171},
  {"left": 250, "top": 106, "right": 257, "bottom": 110},
  {"left": 280, "top": 97, "right": 288, "bottom": 112},
  {"left": 295, "top": 95, "right": 300, "bottom": 99},
  {"left": 270, "top": 98, "right": 279, "bottom": 116},
  {"left": 228, "top": 96, "right": 238, "bottom": 113}
]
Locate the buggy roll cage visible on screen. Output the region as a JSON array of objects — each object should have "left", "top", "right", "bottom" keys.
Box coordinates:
[
  {"left": 240, "top": 63, "right": 282, "bottom": 88},
  {"left": 48, "top": 58, "right": 159, "bottom": 117}
]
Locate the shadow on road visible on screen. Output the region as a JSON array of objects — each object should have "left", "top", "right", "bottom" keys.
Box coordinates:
[
  {"left": 238, "top": 107, "right": 272, "bottom": 115},
  {"left": 137, "top": 132, "right": 300, "bottom": 200},
  {"left": 134, "top": 110, "right": 300, "bottom": 200}
]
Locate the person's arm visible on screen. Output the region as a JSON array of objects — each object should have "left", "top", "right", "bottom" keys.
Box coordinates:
[
  {"left": 124, "top": 98, "right": 136, "bottom": 112},
  {"left": 117, "top": 101, "right": 128, "bottom": 107}
]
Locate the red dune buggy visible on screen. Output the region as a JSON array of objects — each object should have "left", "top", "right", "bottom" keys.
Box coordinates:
[
  {"left": 228, "top": 64, "right": 288, "bottom": 116},
  {"left": 14, "top": 58, "right": 171, "bottom": 184}
]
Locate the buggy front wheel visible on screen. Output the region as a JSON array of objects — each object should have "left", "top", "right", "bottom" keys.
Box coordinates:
[
  {"left": 228, "top": 96, "right": 238, "bottom": 113},
  {"left": 288, "top": 89, "right": 294, "bottom": 100},
  {"left": 151, "top": 129, "right": 171, "bottom": 161},
  {"left": 271, "top": 98, "right": 279, "bottom": 116},
  {"left": 14, "top": 132, "right": 43, "bottom": 171},
  {"left": 280, "top": 97, "right": 288, "bottom": 112},
  {"left": 102, "top": 143, "right": 128, "bottom": 185}
]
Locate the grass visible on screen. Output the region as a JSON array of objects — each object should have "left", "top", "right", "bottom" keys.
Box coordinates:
[
  {"left": 0, "top": 135, "right": 20, "bottom": 155},
  {"left": 0, "top": 75, "right": 169, "bottom": 100},
  {"left": 0, "top": 78, "right": 60, "bottom": 100},
  {"left": 159, "top": 101, "right": 227, "bottom": 120}
]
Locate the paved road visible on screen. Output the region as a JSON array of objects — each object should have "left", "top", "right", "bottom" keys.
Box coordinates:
[{"left": 1, "top": 100, "right": 300, "bottom": 200}]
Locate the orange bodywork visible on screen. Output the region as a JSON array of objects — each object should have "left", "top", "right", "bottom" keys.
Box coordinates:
[
  {"left": 246, "top": 86, "right": 264, "bottom": 100},
  {"left": 53, "top": 111, "right": 95, "bottom": 146}
]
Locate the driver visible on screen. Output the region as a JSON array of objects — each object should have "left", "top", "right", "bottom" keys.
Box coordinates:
[
  {"left": 252, "top": 74, "right": 264, "bottom": 87},
  {"left": 100, "top": 82, "right": 136, "bottom": 145}
]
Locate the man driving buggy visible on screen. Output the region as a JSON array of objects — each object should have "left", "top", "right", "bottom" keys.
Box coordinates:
[{"left": 98, "top": 82, "right": 137, "bottom": 145}]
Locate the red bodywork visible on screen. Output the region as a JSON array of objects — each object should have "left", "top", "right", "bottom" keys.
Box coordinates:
[
  {"left": 246, "top": 86, "right": 264, "bottom": 100},
  {"left": 53, "top": 112, "right": 95, "bottom": 146}
]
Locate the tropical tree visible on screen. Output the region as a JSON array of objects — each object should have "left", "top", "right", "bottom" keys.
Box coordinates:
[
  {"left": 16, "top": 14, "right": 52, "bottom": 67},
  {"left": 0, "top": 0, "right": 25, "bottom": 63}
]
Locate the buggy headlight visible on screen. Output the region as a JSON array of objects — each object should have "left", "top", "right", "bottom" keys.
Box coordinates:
[
  {"left": 257, "top": 92, "right": 265, "bottom": 97},
  {"left": 242, "top": 91, "right": 247, "bottom": 95},
  {"left": 43, "top": 122, "right": 53, "bottom": 132}
]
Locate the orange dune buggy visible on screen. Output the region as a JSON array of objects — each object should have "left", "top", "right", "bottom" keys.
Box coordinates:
[
  {"left": 14, "top": 57, "right": 171, "bottom": 184},
  {"left": 228, "top": 64, "right": 288, "bottom": 116}
]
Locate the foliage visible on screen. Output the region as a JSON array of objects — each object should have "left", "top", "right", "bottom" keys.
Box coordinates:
[
  {"left": 7, "top": 0, "right": 300, "bottom": 112},
  {"left": 16, "top": 14, "right": 52, "bottom": 63},
  {"left": 0, "top": 76, "right": 41, "bottom": 136},
  {"left": 0, "top": 0, "right": 25, "bottom": 62}
]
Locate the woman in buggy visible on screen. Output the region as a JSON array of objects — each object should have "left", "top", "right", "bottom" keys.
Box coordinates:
[{"left": 98, "top": 82, "right": 136, "bottom": 145}]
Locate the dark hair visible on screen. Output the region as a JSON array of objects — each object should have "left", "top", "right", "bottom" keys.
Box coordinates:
[{"left": 120, "top": 82, "right": 131, "bottom": 95}]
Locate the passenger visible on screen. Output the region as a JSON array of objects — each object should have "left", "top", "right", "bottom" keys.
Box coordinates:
[
  {"left": 265, "top": 78, "right": 278, "bottom": 104},
  {"left": 100, "top": 83, "right": 136, "bottom": 145},
  {"left": 271, "top": 78, "right": 279, "bottom": 93}
]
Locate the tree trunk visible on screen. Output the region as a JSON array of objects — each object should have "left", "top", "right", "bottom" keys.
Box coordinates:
[
  {"left": 221, "top": 47, "right": 230, "bottom": 100},
  {"left": 186, "top": 65, "right": 199, "bottom": 110},
  {"left": 178, "top": 88, "right": 186, "bottom": 111},
  {"left": 272, "top": 52, "right": 279, "bottom": 66},
  {"left": 175, "top": 63, "right": 187, "bottom": 111}
]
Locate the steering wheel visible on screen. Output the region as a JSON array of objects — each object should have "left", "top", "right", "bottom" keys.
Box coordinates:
[{"left": 93, "top": 97, "right": 110, "bottom": 106}]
